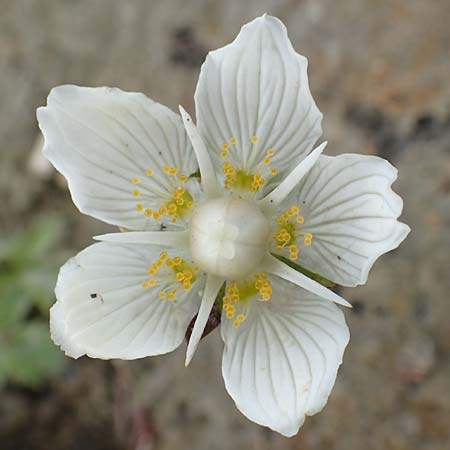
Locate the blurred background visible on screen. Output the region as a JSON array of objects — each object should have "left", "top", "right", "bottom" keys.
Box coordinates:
[{"left": 1, "top": 0, "right": 449, "bottom": 449}]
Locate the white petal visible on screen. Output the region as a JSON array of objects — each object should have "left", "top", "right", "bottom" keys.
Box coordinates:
[
  {"left": 51, "top": 242, "right": 204, "bottom": 359},
  {"left": 221, "top": 276, "right": 349, "bottom": 436},
  {"left": 276, "top": 154, "right": 410, "bottom": 286},
  {"left": 195, "top": 15, "right": 322, "bottom": 190},
  {"left": 185, "top": 274, "right": 224, "bottom": 366},
  {"left": 37, "top": 85, "right": 199, "bottom": 231}
]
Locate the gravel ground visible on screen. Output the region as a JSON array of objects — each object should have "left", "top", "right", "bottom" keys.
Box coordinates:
[{"left": 1, "top": 1, "right": 449, "bottom": 449}]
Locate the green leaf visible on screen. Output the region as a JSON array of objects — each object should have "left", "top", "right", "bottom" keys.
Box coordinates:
[
  {"left": 2, "top": 321, "right": 65, "bottom": 388},
  {"left": 1, "top": 216, "right": 64, "bottom": 270}
]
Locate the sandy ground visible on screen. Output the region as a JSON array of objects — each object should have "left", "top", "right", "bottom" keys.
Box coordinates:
[{"left": 1, "top": 0, "right": 449, "bottom": 449}]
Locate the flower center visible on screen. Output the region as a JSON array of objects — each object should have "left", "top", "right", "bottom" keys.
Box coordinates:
[{"left": 189, "top": 197, "right": 270, "bottom": 279}]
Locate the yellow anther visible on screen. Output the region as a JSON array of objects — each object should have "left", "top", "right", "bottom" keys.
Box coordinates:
[
  {"left": 233, "top": 320, "right": 241, "bottom": 328},
  {"left": 146, "top": 168, "right": 154, "bottom": 176},
  {"left": 149, "top": 279, "right": 157, "bottom": 286},
  {"left": 230, "top": 137, "right": 237, "bottom": 145},
  {"left": 159, "top": 291, "right": 167, "bottom": 299},
  {"left": 250, "top": 136, "right": 259, "bottom": 144},
  {"left": 136, "top": 204, "right": 144, "bottom": 212},
  {"left": 166, "top": 259, "right": 174, "bottom": 267},
  {"left": 263, "top": 157, "right": 271, "bottom": 165},
  {"left": 142, "top": 281, "right": 149, "bottom": 289},
  {"left": 291, "top": 205, "right": 300, "bottom": 214},
  {"left": 179, "top": 174, "right": 188, "bottom": 182},
  {"left": 227, "top": 311, "right": 235, "bottom": 319},
  {"left": 160, "top": 251, "right": 168, "bottom": 260},
  {"left": 237, "top": 314, "right": 246, "bottom": 322},
  {"left": 270, "top": 168, "right": 278, "bottom": 176},
  {"left": 296, "top": 216, "right": 304, "bottom": 224},
  {"left": 267, "top": 149, "right": 275, "bottom": 156},
  {"left": 132, "top": 177, "right": 140, "bottom": 184},
  {"left": 182, "top": 281, "right": 192, "bottom": 291},
  {"left": 186, "top": 201, "right": 193, "bottom": 209},
  {"left": 133, "top": 189, "right": 140, "bottom": 197},
  {"left": 222, "top": 143, "right": 230, "bottom": 150},
  {"left": 220, "top": 150, "right": 229, "bottom": 158},
  {"left": 305, "top": 233, "right": 313, "bottom": 240},
  {"left": 159, "top": 205, "right": 168, "bottom": 215},
  {"left": 144, "top": 208, "right": 153, "bottom": 217},
  {"left": 168, "top": 291, "right": 176, "bottom": 301},
  {"left": 174, "top": 256, "right": 182, "bottom": 265},
  {"left": 153, "top": 212, "right": 161, "bottom": 220},
  {"left": 176, "top": 272, "right": 185, "bottom": 282},
  {"left": 163, "top": 165, "right": 171, "bottom": 174},
  {"left": 170, "top": 167, "right": 179, "bottom": 176}
]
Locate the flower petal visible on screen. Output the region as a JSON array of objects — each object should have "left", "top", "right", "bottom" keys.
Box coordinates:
[
  {"left": 195, "top": 15, "right": 322, "bottom": 192},
  {"left": 51, "top": 242, "right": 204, "bottom": 359},
  {"left": 275, "top": 154, "right": 410, "bottom": 286},
  {"left": 221, "top": 276, "right": 349, "bottom": 436},
  {"left": 37, "top": 85, "right": 200, "bottom": 231}
]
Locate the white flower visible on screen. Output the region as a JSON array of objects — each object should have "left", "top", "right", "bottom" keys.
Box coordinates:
[{"left": 37, "top": 15, "right": 409, "bottom": 436}]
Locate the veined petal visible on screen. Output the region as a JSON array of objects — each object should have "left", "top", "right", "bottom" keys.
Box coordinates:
[
  {"left": 37, "top": 85, "right": 200, "bottom": 231},
  {"left": 195, "top": 15, "right": 322, "bottom": 196},
  {"left": 273, "top": 154, "right": 410, "bottom": 286},
  {"left": 51, "top": 242, "right": 204, "bottom": 359},
  {"left": 221, "top": 276, "right": 349, "bottom": 436}
]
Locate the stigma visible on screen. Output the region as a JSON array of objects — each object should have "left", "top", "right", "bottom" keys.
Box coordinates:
[{"left": 190, "top": 197, "right": 270, "bottom": 279}]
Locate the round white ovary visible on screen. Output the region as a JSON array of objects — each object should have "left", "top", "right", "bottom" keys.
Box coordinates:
[{"left": 190, "top": 197, "right": 270, "bottom": 279}]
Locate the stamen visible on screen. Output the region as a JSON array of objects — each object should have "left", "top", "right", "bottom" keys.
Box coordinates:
[
  {"left": 223, "top": 273, "right": 272, "bottom": 328},
  {"left": 141, "top": 251, "right": 200, "bottom": 306},
  {"left": 273, "top": 205, "right": 313, "bottom": 260}
]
